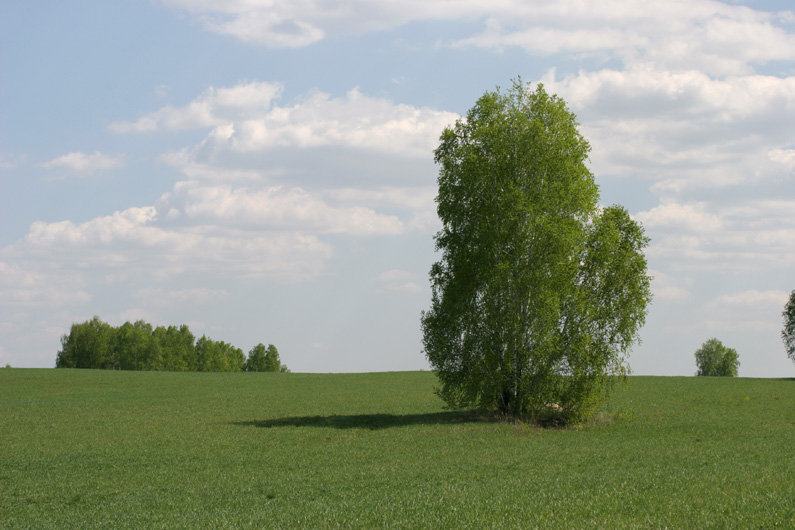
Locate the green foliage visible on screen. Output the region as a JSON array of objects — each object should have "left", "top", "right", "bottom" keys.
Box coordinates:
[
  {"left": 1, "top": 370, "right": 793, "bottom": 528},
  {"left": 245, "top": 343, "right": 287, "bottom": 372},
  {"left": 245, "top": 343, "right": 268, "bottom": 372},
  {"left": 783, "top": 290, "right": 795, "bottom": 364},
  {"left": 422, "top": 81, "right": 652, "bottom": 423},
  {"left": 56, "top": 316, "right": 273, "bottom": 373},
  {"left": 195, "top": 335, "right": 245, "bottom": 372},
  {"left": 152, "top": 324, "right": 196, "bottom": 372},
  {"left": 264, "top": 344, "right": 282, "bottom": 372},
  {"left": 694, "top": 338, "right": 740, "bottom": 376},
  {"left": 55, "top": 316, "right": 113, "bottom": 369}
]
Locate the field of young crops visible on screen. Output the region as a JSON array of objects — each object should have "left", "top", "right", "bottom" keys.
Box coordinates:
[{"left": 1, "top": 368, "right": 793, "bottom": 528}]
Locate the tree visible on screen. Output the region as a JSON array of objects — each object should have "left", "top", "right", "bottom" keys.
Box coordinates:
[
  {"left": 245, "top": 343, "right": 287, "bottom": 372},
  {"left": 246, "top": 343, "right": 268, "bottom": 372},
  {"left": 694, "top": 338, "right": 739, "bottom": 377},
  {"left": 782, "top": 290, "right": 795, "bottom": 364},
  {"left": 152, "top": 324, "right": 196, "bottom": 372},
  {"left": 195, "top": 335, "right": 245, "bottom": 372},
  {"left": 421, "top": 81, "right": 652, "bottom": 423},
  {"left": 264, "top": 344, "right": 282, "bottom": 372},
  {"left": 56, "top": 316, "right": 113, "bottom": 369}
]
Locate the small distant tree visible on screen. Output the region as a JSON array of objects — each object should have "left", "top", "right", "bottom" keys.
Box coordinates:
[
  {"left": 264, "top": 344, "right": 282, "bottom": 372},
  {"left": 694, "top": 338, "right": 739, "bottom": 377},
  {"left": 56, "top": 316, "right": 113, "bottom": 369},
  {"left": 246, "top": 343, "right": 268, "bottom": 372},
  {"left": 783, "top": 290, "right": 795, "bottom": 365},
  {"left": 195, "top": 335, "right": 243, "bottom": 372}
]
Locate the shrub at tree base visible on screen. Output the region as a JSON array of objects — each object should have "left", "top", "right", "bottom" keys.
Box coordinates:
[
  {"left": 694, "top": 338, "right": 739, "bottom": 377},
  {"left": 421, "top": 81, "right": 652, "bottom": 424}
]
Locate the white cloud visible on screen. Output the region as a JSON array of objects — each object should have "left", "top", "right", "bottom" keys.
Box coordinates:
[
  {"left": 164, "top": 181, "right": 405, "bottom": 236},
  {"left": 377, "top": 269, "right": 417, "bottom": 282},
  {"left": 375, "top": 269, "right": 422, "bottom": 294},
  {"left": 639, "top": 199, "right": 795, "bottom": 273},
  {"left": 708, "top": 289, "right": 790, "bottom": 309},
  {"left": 109, "top": 81, "right": 284, "bottom": 133},
  {"left": 457, "top": 1, "right": 795, "bottom": 75},
  {"left": 325, "top": 187, "right": 440, "bottom": 233},
  {"left": 158, "top": 149, "right": 265, "bottom": 181},
  {"left": 40, "top": 151, "right": 124, "bottom": 173},
  {"left": 0, "top": 153, "right": 27, "bottom": 169},
  {"left": 537, "top": 66, "right": 795, "bottom": 193},
  {"left": 2, "top": 205, "right": 334, "bottom": 283},
  {"left": 326, "top": 187, "right": 435, "bottom": 211},
  {"left": 116, "top": 83, "right": 458, "bottom": 160},
  {"left": 110, "top": 82, "right": 450, "bottom": 241},
  {"left": 0, "top": 261, "right": 91, "bottom": 308},
  {"left": 379, "top": 282, "right": 422, "bottom": 294},
  {"left": 765, "top": 148, "right": 795, "bottom": 174},
  {"left": 542, "top": 67, "right": 795, "bottom": 123},
  {"left": 224, "top": 88, "right": 456, "bottom": 156},
  {"left": 649, "top": 269, "right": 691, "bottom": 302},
  {"left": 680, "top": 289, "right": 793, "bottom": 337},
  {"left": 133, "top": 287, "right": 230, "bottom": 306},
  {"left": 635, "top": 200, "right": 723, "bottom": 232},
  {"left": 114, "top": 309, "right": 158, "bottom": 326},
  {"left": 160, "top": 0, "right": 795, "bottom": 74}
]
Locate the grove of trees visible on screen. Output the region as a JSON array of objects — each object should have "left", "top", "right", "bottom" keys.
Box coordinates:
[
  {"left": 421, "top": 81, "right": 652, "bottom": 423},
  {"left": 694, "top": 338, "right": 739, "bottom": 377},
  {"left": 55, "top": 316, "right": 287, "bottom": 373}
]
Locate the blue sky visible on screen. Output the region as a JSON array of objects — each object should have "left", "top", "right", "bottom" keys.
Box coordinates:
[{"left": 1, "top": 0, "right": 794, "bottom": 376}]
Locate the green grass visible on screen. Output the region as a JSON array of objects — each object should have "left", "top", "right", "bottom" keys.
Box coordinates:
[{"left": 1, "top": 369, "right": 793, "bottom": 529}]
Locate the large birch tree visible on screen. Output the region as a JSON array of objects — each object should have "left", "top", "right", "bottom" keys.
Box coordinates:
[{"left": 421, "top": 81, "right": 652, "bottom": 422}]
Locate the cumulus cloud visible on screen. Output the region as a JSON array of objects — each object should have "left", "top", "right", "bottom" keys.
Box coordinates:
[
  {"left": 40, "top": 151, "right": 124, "bottom": 173},
  {"left": 325, "top": 187, "right": 439, "bottom": 232},
  {"left": 691, "top": 289, "right": 792, "bottom": 335},
  {"left": 0, "top": 153, "right": 27, "bottom": 169},
  {"left": 0, "top": 261, "right": 91, "bottom": 308},
  {"left": 649, "top": 269, "right": 691, "bottom": 302},
  {"left": 163, "top": 181, "right": 405, "bottom": 236},
  {"left": 114, "top": 83, "right": 458, "bottom": 159},
  {"left": 2, "top": 205, "right": 334, "bottom": 283},
  {"left": 109, "top": 81, "right": 284, "bottom": 133},
  {"left": 537, "top": 67, "right": 795, "bottom": 192},
  {"left": 133, "top": 287, "right": 230, "bottom": 306},
  {"left": 160, "top": 0, "right": 795, "bottom": 74},
  {"left": 635, "top": 200, "right": 723, "bottom": 232},
  {"left": 707, "top": 289, "right": 790, "bottom": 309},
  {"left": 159, "top": 0, "right": 440, "bottom": 47},
  {"left": 326, "top": 187, "right": 435, "bottom": 211},
  {"left": 638, "top": 199, "right": 795, "bottom": 272},
  {"left": 109, "top": 82, "right": 449, "bottom": 237},
  {"left": 225, "top": 88, "right": 456, "bottom": 155},
  {"left": 158, "top": 149, "right": 266, "bottom": 181},
  {"left": 375, "top": 269, "right": 422, "bottom": 294},
  {"left": 376, "top": 269, "right": 417, "bottom": 282},
  {"left": 457, "top": 1, "right": 795, "bottom": 74}
]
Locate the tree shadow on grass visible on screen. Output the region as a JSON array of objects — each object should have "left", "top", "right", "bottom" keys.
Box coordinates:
[{"left": 233, "top": 411, "right": 487, "bottom": 431}]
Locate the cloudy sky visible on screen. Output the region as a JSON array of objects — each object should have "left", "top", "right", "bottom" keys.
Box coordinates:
[{"left": 1, "top": 0, "right": 793, "bottom": 376}]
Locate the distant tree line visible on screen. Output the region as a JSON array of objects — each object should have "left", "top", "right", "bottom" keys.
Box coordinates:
[{"left": 55, "top": 316, "right": 288, "bottom": 373}]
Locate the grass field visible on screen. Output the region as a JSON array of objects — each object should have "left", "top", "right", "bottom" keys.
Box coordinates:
[{"left": 1, "top": 368, "right": 793, "bottom": 529}]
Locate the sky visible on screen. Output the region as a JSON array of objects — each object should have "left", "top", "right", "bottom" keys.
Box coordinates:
[{"left": 1, "top": 0, "right": 793, "bottom": 377}]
